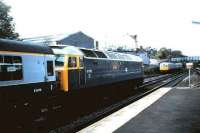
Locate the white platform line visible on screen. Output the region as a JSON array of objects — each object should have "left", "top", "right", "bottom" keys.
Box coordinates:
[{"left": 78, "top": 87, "right": 172, "bottom": 133}]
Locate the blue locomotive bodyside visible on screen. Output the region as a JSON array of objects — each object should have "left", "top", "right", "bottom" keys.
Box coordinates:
[{"left": 83, "top": 58, "right": 143, "bottom": 88}]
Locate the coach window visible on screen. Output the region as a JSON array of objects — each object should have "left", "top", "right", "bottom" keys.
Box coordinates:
[
  {"left": 13, "top": 56, "right": 23, "bottom": 80},
  {"left": 0, "top": 56, "right": 2, "bottom": 80},
  {"left": 47, "top": 61, "right": 54, "bottom": 76},
  {"left": 0, "top": 55, "right": 3, "bottom": 63},
  {"left": 68, "top": 57, "right": 77, "bottom": 68},
  {"left": 4, "top": 56, "right": 12, "bottom": 64},
  {"left": 13, "top": 56, "right": 22, "bottom": 63},
  {"left": 0, "top": 55, "right": 23, "bottom": 81}
]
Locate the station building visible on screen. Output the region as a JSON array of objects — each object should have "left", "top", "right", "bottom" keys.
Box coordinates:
[{"left": 23, "top": 31, "right": 99, "bottom": 49}]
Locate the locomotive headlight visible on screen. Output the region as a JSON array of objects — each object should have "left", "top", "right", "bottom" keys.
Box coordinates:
[
  {"left": 142, "top": 64, "right": 145, "bottom": 68},
  {"left": 125, "top": 67, "right": 128, "bottom": 72}
]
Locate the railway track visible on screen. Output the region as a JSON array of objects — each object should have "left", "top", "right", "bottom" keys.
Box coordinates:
[
  {"left": 187, "top": 68, "right": 200, "bottom": 87},
  {"left": 194, "top": 68, "right": 200, "bottom": 75},
  {"left": 142, "top": 74, "right": 172, "bottom": 87},
  {"left": 143, "top": 74, "right": 170, "bottom": 83},
  {"left": 49, "top": 72, "right": 186, "bottom": 133}
]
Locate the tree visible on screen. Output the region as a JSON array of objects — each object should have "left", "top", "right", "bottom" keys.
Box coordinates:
[
  {"left": 156, "top": 47, "right": 171, "bottom": 59},
  {"left": 0, "top": 1, "right": 18, "bottom": 39},
  {"left": 145, "top": 47, "right": 158, "bottom": 58},
  {"left": 154, "top": 48, "right": 183, "bottom": 59},
  {"left": 171, "top": 50, "right": 183, "bottom": 58},
  {"left": 143, "top": 46, "right": 184, "bottom": 60},
  {"left": 136, "top": 45, "right": 144, "bottom": 51}
]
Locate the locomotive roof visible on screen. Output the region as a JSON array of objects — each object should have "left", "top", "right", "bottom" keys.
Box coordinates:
[
  {"left": 52, "top": 45, "right": 84, "bottom": 56},
  {"left": 104, "top": 51, "right": 142, "bottom": 62},
  {"left": 51, "top": 45, "right": 142, "bottom": 62},
  {"left": 160, "top": 62, "right": 178, "bottom": 66},
  {"left": 160, "top": 62, "right": 174, "bottom": 65},
  {"left": 0, "top": 39, "right": 53, "bottom": 54}
]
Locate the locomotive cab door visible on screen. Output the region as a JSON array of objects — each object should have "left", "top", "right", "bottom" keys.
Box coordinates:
[{"left": 68, "top": 55, "right": 85, "bottom": 90}]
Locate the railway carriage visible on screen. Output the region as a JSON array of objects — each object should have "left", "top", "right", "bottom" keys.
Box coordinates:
[
  {"left": 52, "top": 46, "right": 144, "bottom": 92},
  {"left": 0, "top": 39, "right": 56, "bottom": 104}
]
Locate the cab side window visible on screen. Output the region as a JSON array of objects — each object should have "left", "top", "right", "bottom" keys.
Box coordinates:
[
  {"left": 0, "top": 55, "right": 23, "bottom": 81},
  {"left": 68, "top": 57, "right": 77, "bottom": 68},
  {"left": 79, "top": 57, "right": 84, "bottom": 67}
]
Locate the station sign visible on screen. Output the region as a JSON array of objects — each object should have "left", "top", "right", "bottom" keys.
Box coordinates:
[{"left": 186, "top": 63, "right": 193, "bottom": 69}]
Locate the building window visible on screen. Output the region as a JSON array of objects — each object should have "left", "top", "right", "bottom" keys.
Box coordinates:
[
  {"left": 68, "top": 57, "right": 77, "bottom": 68},
  {"left": 0, "top": 55, "right": 23, "bottom": 81},
  {"left": 47, "top": 61, "right": 54, "bottom": 76}
]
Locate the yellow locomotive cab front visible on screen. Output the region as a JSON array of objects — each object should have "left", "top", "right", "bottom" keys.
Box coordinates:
[
  {"left": 55, "top": 55, "right": 82, "bottom": 92},
  {"left": 160, "top": 64, "right": 169, "bottom": 73}
]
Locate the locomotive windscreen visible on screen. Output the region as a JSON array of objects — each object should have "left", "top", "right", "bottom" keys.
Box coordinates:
[{"left": 55, "top": 55, "right": 65, "bottom": 67}]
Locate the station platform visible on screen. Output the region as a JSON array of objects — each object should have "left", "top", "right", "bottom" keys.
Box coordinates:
[{"left": 78, "top": 87, "right": 200, "bottom": 133}]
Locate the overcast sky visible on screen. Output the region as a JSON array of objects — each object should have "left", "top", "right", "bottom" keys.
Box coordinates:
[{"left": 4, "top": 0, "right": 200, "bottom": 56}]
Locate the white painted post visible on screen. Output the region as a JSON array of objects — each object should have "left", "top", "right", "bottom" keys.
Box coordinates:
[
  {"left": 189, "top": 68, "right": 191, "bottom": 88},
  {"left": 186, "top": 63, "right": 193, "bottom": 88}
]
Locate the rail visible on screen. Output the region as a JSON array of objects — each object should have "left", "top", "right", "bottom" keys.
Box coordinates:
[{"left": 51, "top": 73, "right": 187, "bottom": 133}]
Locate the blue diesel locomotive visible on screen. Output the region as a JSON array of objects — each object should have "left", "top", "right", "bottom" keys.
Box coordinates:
[{"left": 52, "top": 45, "right": 144, "bottom": 92}]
